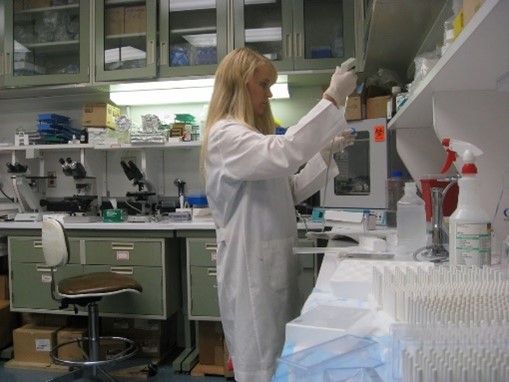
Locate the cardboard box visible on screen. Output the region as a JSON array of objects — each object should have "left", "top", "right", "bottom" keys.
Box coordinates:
[
  {"left": 13, "top": 324, "right": 61, "bottom": 363},
  {"left": 21, "top": 312, "right": 71, "bottom": 327},
  {"left": 366, "top": 96, "right": 391, "bottom": 119},
  {"left": 464, "top": 0, "right": 486, "bottom": 25},
  {"left": 0, "top": 300, "right": 18, "bottom": 350},
  {"left": 57, "top": 327, "right": 87, "bottom": 361},
  {"left": 14, "top": 0, "right": 24, "bottom": 11},
  {"left": 100, "top": 338, "right": 126, "bottom": 360},
  {"left": 25, "top": 0, "right": 51, "bottom": 9},
  {"left": 198, "top": 321, "right": 224, "bottom": 366},
  {"left": 124, "top": 5, "right": 147, "bottom": 34},
  {"left": 105, "top": 6, "right": 125, "bottom": 36},
  {"left": 345, "top": 93, "right": 362, "bottom": 121},
  {"left": 82, "top": 103, "right": 120, "bottom": 129},
  {"left": 0, "top": 274, "right": 9, "bottom": 300}
]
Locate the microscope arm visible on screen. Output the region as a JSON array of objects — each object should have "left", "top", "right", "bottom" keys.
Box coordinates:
[{"left": 11, "top": 175, "right": 41, "bottom": 213}]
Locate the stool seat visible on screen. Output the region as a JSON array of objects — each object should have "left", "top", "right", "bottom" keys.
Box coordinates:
[{"left": 58, "top": 272, "right": 143, "bottom": 297}]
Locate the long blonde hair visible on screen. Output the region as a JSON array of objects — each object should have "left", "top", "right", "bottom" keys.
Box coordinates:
[{"left": 199, "top": 47, "right": 277, "bottom": 176}]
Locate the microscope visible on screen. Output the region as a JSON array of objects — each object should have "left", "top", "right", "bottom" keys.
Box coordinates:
[
  {"left": 121, "top": 160, "right": 156, "bottom": 222},
  {"left": 8, "top": 162, "right": 50, "bottom": 221},
  {"left": 58, "top": 157, "right": 99, "bottom": 219}
]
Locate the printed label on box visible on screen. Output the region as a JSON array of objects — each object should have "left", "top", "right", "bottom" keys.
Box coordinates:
[{"left": 35, "top": 339, "right": 51, "bottom": 352}]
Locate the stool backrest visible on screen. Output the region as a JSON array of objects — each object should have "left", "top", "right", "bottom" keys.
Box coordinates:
[{"left": 42, "top": 219, "right": 70, "bottom": 268}]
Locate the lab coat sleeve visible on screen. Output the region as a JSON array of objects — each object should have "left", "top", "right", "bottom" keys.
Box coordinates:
[
  {"left": 290, "top": 152, "right": 340, "bottom": 205},
  {"left": 209, "top": 99, "right": 347, "bottom": 181}
]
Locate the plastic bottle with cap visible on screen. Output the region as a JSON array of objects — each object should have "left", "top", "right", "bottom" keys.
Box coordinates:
[
  {"left": 440, "top": 138, "right": 491, "bottom": 267},
  {"left": 396, "top": 181, "right": 427, "bottom": 256}
]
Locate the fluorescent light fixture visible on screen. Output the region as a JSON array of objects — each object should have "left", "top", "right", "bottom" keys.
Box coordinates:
[
  {"left": 183, "top": 27, "right": 282, "bottom": 47},
  {"left": 104, "top": 46, "right": 146, "bottom": 64},
  {"left": 170, "top": 0, "right": 275, "bottom": 12},
  {"left": 110, "top": 76, "right": 289, "bottom": 105},
  {"left": 14, "top": 40, "right": 30, "bottom": 53}
]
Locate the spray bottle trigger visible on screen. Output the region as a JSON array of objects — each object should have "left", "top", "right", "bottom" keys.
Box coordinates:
[{"left": 440, "top": 149, "right": 457, "bottom": 174}]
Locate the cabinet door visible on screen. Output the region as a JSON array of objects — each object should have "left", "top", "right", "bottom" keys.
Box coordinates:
[
  {"left": 10, "top": 262, "right": 83, "bottom": 310},
  {"left": 158, "top": 0, "right": 229, "bottom": 78},
  {"left": 292, "top": 0, "right": 355, "bottom": 70},
  {"left": 95, "top": 0, "right": 158, "bottom": 81},
  {"left": 4, "top": 0, "right": 90, "bottom": 87},
  {"left": 89, "top": 265, "right": 165, "bottom": 316},
  {"left": 233, "top": 0, "right": 293, "bottom": 72},
  {"left": 0, "top": 1, "right": 4, "bottom": 87},
  {"left": 189, "top": 265, "right": 220, "bottom": 318}
]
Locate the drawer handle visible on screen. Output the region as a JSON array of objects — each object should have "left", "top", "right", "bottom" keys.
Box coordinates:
[
  {"left": 111, "top": 243, "right": 135, "bottom": 250},
  {"left": 34, "top": 240, "right": 42, "bottom": 248},
  {"left": 207, "top": 268, "right": 217, "bottom": 277},
  {"left": 205, "top": 243, "right": 218, "bottom": 251},
  {"left": 36, "top": 265, "right": 53, "bottom": 272},
  {"left": 110, "top": 267, "right": 134, "bottom": 275}
]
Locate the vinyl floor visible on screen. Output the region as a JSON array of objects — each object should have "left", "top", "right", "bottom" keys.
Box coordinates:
[{"left": 0, "top": 356, "right": 227, "bottom": 382}]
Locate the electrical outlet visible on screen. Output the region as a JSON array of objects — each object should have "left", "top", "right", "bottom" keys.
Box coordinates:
[{"left": 47, "top": 171, "right": 56, "bottom": 188}]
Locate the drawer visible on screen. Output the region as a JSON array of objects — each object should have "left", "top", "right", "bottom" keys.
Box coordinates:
[
  {"left": 86, "top": 265, "right": 165, "bottom": 316},
  {"left": 189, "top": 265, "right": 220, "bottom": 318},
  {"left": 84, "top": 239, "right": 163, "bottom": 266},
  {"left": 9, "top": 236, "right": 81, "bottom": 264},
  {"left": 187, "top": 238, "right": 218, "bottom": 267},
  {"left": 10, "top": 262, "right": 83, "bottom": 311}
]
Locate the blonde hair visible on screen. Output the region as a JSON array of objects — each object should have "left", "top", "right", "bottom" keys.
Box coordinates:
[{"left": 199, "top": 47, "right": 277, "bottom": 176}]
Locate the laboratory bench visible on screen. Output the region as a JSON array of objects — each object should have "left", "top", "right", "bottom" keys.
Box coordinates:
[{"left": 0, "top": 219, "right": 321, "bottom": 373}]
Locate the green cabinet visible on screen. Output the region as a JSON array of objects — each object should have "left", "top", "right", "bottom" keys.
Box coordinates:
[
  {"left": 8, "top": 234, "right": 180, "bottom": 319},
  {"left": 3, "top": 0, "right": 91, "bottom": 87},
  {"left": 95, "top": 0, "right": 158, "bottom": 81},
  {"left": 186, "top": 235, "right": 317, "bottom": 320},
  {"left": 9, "top": 236, "right": 82, "bottom": 312},
  {"left": 187, "top": 237, "right": 220, "bottom": 319}
]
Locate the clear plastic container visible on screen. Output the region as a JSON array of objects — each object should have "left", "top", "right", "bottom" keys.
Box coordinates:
[
  {"left": 396, "top": 182, "right": 427, "bottom": 255},
  {"left": 273, "top": 335, "right": 382, "bottom": 382}
]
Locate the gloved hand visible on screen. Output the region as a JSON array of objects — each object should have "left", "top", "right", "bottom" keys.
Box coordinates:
[
  {"left": 320, "top": 128, "right": 356, "bottom": 163},
  {"left": 324, "top": 67, "right": 358, "bottom": 107}
]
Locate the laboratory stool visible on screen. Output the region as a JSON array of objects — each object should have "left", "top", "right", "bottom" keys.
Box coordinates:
[{"left": 41, "top": 218, "right": 143, "bottom": 382}]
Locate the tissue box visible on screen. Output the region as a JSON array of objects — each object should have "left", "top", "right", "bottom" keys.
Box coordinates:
[{"left": 102, "top": 209, "right": 127, "bottom": 222}]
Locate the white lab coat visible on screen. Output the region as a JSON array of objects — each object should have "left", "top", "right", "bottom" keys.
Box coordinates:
[{"left": 205, "top": 99, "right": 347, "bottom": 382}]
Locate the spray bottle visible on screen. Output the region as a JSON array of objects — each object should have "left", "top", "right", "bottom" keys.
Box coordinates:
[{"left": 440, "top": 138, "right": 491, "bottom": 267}]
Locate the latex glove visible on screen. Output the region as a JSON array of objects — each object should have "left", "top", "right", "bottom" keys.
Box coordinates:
[
  {"left": 324, "top": 67, "right": 357, "bottom": 107},
  {"left": 320, "top": 128, "right": 356, "bottom": 163}
]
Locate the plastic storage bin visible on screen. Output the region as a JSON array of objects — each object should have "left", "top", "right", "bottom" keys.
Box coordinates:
[
  {"left": 273, "top": 335, "right": 382, "bottom": 382},
  {"left": 285, "top": 305, "right": 373, "bottom": 349}
]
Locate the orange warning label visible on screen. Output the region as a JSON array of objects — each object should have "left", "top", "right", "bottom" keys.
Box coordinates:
[{"left": 374, "top": 125, "right": 385, "bottom": 142}]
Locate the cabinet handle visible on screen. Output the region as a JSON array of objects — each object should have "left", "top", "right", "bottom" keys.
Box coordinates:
[
  {"left": 205, "top": 243, "right": 218, "bottom": 251},
  {"left": 36, "top": 265, "right": 53, "bottom": 272},
  {"left": 33, "top": 240, "right": 42, "bottom": 249},
  {"left": 5, "top": 53, "right": 12, "bottom": 75},
  {"left": 207, "top": 268, "right": 217, "bottom": 277},
  {"left": 110, "top": 267, "right": 134, "bottom": 275},
  {"left": 160, "top": 41, "right": 168, "bottom": 66},
  {"left": 147, "top": 40, "right": 155, "bottom": 65},
  {"left": 111, "top": 243, "right": 135, "bottom": 250},
  {"left": 285, "top": 33, "right": 292, "bottom": 58},
  {"left": 295, "top": 33, "right": 302, "bottom": 57}
]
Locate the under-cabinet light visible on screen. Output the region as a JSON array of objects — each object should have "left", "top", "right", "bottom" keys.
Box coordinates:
[{"left": 109, "top": 76, "right": 289, "bottom": 105}]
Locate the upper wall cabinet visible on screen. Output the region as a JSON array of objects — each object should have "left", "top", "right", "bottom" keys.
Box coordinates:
[
  {"left": 95, "top": 0, "right": 158, "bottom": 82},
  {"left": 3, "top": 0, "right": 91, "bottom": 87},
  {"left": 234, "top": 0, "right": 356, "bottom": 72},
  {"left": 158, "top": 0, "right": 357, "bottom": 78},
  {"left": 158, "top": 0, "right": 229, "bottom": 78}
]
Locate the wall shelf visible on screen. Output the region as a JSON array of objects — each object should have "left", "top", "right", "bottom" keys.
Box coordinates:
[{"left": 388, "top": 0, "right": 508, "bottom": 130}]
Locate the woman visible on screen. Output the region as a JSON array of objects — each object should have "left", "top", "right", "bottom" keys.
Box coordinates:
[{"left": 200, "top": 47, "right": 357, "bottom": 381}]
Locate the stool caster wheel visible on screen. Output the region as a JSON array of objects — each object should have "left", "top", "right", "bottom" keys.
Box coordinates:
[{"left": 147, "top": 362, "right": 158, "bottom": 377}]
